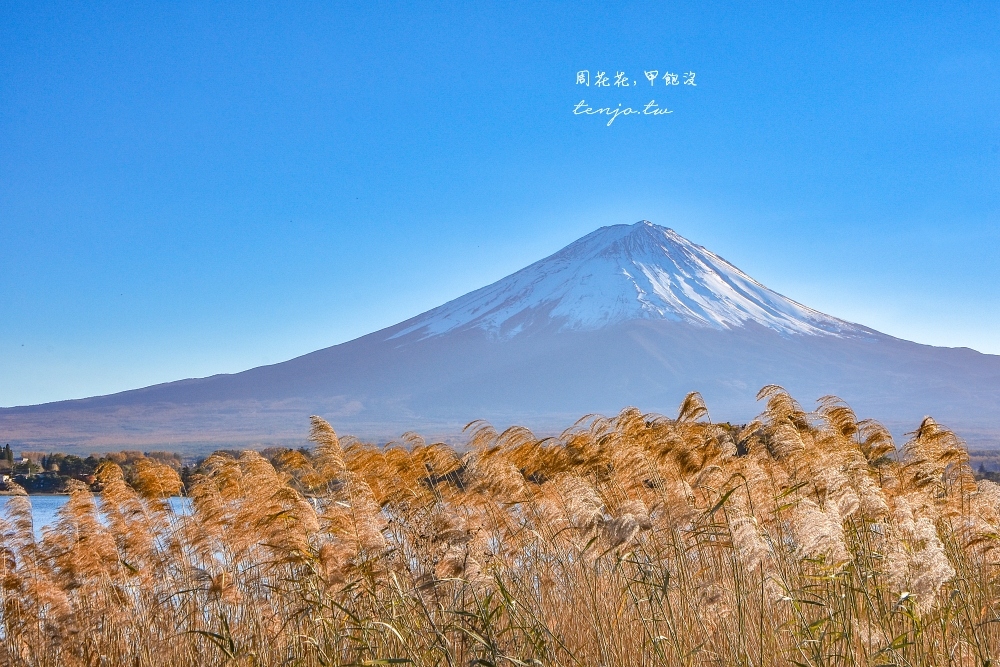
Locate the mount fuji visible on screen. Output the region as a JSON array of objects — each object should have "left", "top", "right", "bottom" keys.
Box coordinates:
[
  {"left": 3, "top": 221, "right": 999, "bottom": 452},
  {"left": 390, "top": 221, "right": 864, "bottom": 339}
]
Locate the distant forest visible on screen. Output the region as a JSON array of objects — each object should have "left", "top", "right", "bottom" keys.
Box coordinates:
[{"left": 0, "top": 446, "right": 311, "bottom": 494}]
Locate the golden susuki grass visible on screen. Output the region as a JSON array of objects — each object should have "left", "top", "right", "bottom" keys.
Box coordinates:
[{"left": 1, "top": 386, "right": 998, "bottom": 666}]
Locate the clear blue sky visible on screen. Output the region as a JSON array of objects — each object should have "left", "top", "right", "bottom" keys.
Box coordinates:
[{"left": 2, "top": 1, "right": 998, "bottom": 407}]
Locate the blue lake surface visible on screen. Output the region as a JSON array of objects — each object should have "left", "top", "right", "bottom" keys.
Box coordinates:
[{"left": 1, "top": 495, "right": 191, "bottom": 537}]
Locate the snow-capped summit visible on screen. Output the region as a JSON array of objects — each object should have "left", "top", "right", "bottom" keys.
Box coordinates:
[
  {"left": 391, "top": 221, "right": 863, "bottom": 340},
  {"left": 4, "top": 218, "right": 999, "bottom": 452}
]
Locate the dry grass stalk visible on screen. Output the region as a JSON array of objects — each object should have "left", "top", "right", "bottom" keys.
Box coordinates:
[{"left": 0, "top": 388, "right": 997, "bottom": 666}]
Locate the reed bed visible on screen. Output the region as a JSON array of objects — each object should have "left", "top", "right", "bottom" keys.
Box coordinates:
[{"left": 1, "top": 385, "right": 998, "bottom": 666}]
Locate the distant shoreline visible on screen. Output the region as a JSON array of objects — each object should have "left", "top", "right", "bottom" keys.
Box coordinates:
[
  {"left": 0, "top": 492, "right": 188, "bottom": 498},
  {"left": 0, "top": 491, "right": 67, "bottom": 497}
]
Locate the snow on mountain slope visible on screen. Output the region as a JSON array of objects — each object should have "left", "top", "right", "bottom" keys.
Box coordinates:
[{"left": 391, "top": 221, "right": 866, "bottom": 340}]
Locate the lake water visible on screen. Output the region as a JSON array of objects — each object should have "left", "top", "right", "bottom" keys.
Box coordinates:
[{"left": 1, "top": 495, "right": 192, "bottom": 537}]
